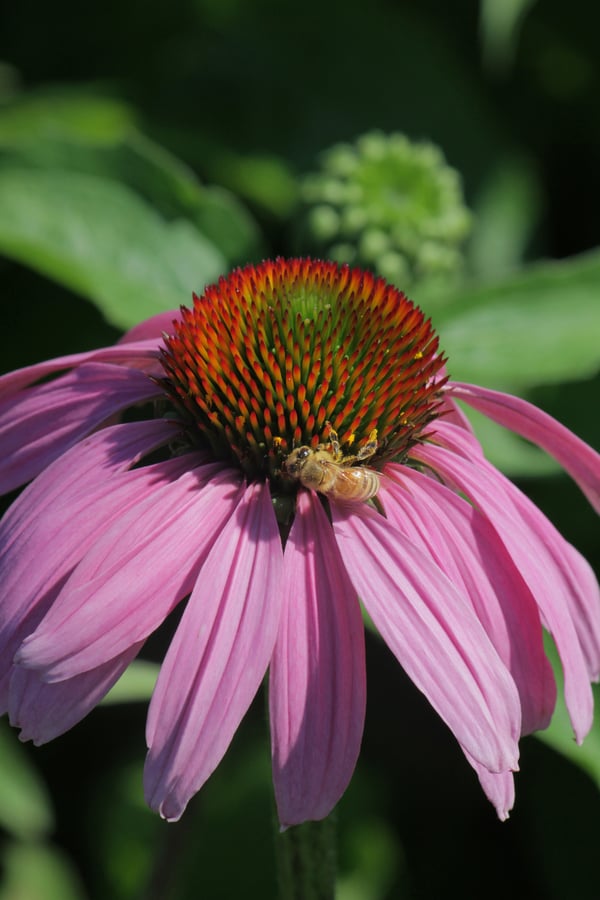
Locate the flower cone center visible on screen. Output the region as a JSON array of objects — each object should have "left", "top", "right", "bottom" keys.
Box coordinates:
[{"left": 159, "top": 258, "right": 446, "bottom": 489}]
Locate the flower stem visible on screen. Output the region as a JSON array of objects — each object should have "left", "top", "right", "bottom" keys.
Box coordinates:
[{"left": 275, "top": 814, "right": 337, "bottom": 899}]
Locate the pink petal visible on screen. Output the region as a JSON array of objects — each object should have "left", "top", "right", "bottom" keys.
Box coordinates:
[
  {"left": 270, "top": 490, "right": 366, "bottom": 828},
  {"left": 381, "top": 466, "right": 556, "bottom": 734},
  {"left": 9, "top": 642, "right": 143, "bottom": 745},
  {"left": 0, "top": 421, "right": 181, "bottom": 707},
  {"left": 1, "top": 419, "right": 179, "bottom": 547},
  {"left": 144, "top": 482, "right": 284, "bottom": 821},
  {"left": 17, "top": 465, "right": 243, "bottom": 679},
  {"left": 331, "top": 504, "right": 521, "bottom": 773},
  {"left": 0, "top": 363, "right": 162, "bottom": 494},
  {"left": 447, "top": 381, "right": 600, "bottom": 513},
  {"left": 0, "top": 338, "right": 162, "bottom": 400},
  {"left": 414, "top": 423, "right": 596, "bottom": 742}
]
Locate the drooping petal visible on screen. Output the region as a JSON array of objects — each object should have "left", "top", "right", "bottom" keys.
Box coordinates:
[
  {"left": 331, "top": 504, "right": 521, "bottom": 774},
  {"left": 9, "top": 642, "right": 143, "bottom": 745},
  {"left": 0, "top": 363, "right": 162, "bottom": 493},
  {"left": 17, "top": 466, "right": 243, "bottom": 679},
  {"left": 144, "top": 481, "right": 284, "bottom": 821},
  {"left": 447, "top": 381, "right": 600, "bottom": 513},
  {"left": 0, "top": 421, "right": 182, "bottom": 707},
  {"left": 270, "top": 490, "right": 366, "bottom": 828},
  {"left": 440, "top": 421, "right": 600, "bottom": 680},
  {"left": 434, "top": 419, "right": 600, "bottom": 681},
  {"left": 0, "top": 338, "right": 162, "bottom": 400},
  {"left": 381, "top": 466, "right": 556, "bottom": 734},
  {"left": 464, "top": 751, "right": 515, "bottom": 821},
  {"left": 554, "top": 546, "right": 600, "bottom": 681},
  {"left": 414, "top": 423, "right": 597, "bottom": 741}
]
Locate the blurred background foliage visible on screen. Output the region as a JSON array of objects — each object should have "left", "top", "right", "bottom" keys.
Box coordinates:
[{"left": 0, "top": 0, "right": 599, "bottom": 897}]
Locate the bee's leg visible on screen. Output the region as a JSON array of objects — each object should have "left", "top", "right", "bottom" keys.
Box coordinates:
[
  {"left": 328, "top": 428, "right": 342, "bottom": 460},
  {"left": 355, "top": 428, "right": 378, "bottom": 463},
  {"left": 370, "top": 493, "right": 386, "bottom": 516}
]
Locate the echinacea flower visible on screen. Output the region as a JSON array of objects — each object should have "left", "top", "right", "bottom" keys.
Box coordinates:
[{"left": 1, "top": 258, "right": 599, "bottom": 826}]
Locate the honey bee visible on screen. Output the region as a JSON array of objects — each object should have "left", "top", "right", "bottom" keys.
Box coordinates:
[{"left": 284, "top": 426, "right": 380, "bottom": 503}]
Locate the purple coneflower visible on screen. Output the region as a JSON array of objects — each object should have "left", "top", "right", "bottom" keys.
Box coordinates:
[{"left": 1, "top": 258, "right": 598, "bottom": 826}]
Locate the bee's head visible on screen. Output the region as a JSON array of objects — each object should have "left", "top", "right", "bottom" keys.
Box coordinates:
[{"left": 283, "top": 446, "right": 312, "bottom": 478}]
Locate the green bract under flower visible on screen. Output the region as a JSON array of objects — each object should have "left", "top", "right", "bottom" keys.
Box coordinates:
[{"left": 159, "top": 258, "right": 446, "bottom": 489}]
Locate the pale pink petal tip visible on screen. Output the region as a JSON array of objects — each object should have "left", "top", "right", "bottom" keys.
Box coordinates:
[{"left": 464, "top": 752, "right": 516, "bottom": 822}]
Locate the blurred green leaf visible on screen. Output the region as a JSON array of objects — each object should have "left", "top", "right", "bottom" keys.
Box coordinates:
[
  {"left": 0, "top": 842, "right": 87, "bottom": 900},
  {"left": 0, "top": 89, "right": 137, "bottom": 144},
  {"left": 337, "top": 818, "right": 399, "bottom": 900},
  {"left": 0, "top": 90, "right": 263, "bottom": 264},
  {"left": 468, "top": 156, "right": 542, "bottom": 278},
  {"left": 479, "top": 0, "right": 538, "bottom": 72},
  {"left": 0, "top": 720, "right": 54, "bottom": 840},
  {"left": 426, "top": 249, "right": 600, "bottom": 388},
  {"left": 0, "top": 167, "right": 226, "bottom": 329},
  {"left": 534, "top": 637, "right": 600, "bottom": 791},
  {"left": 101, "top": 660, "right": 159, "bottom": 704},
  {"left": 92, "top": 761, "right": 162, "bottom": 900},
  {"left": 209, "top": 150, "right": 299, "bottom": 218}
]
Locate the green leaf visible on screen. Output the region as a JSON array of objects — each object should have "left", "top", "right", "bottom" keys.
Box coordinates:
[
  {"left": 468, "top": 155, "right": 542, "bottom": 278},
  {"left": 0, "top": 720, "right": 54, "bottom": 840},
  {"left": 209, "top": 150, "right": 299, "bottom": 218},
  {"left": 126, "top": 134, "right": 263, "bottom": 264},
  {"left": 337, "top": 819, "right": 399, "bottom": 900},
  {"left": 0, "top": 842, "right": 87, "bottom": 900},
  {"left": 479, "top": 0, "right": 538, "bottom": 72},
  {"left": 91, "top": 760, "right": 162, "bottom": 900},
  {"left": 425, "top": 249, "right": 600, "bottom": 388},
  {"left": 0, "top": 90, "right": 263, "bottom": 264},
  {"left": 101, "top": 660, "right": 160, "bottom": 705},
  {"left": 0, "top": 167, "right": 226, "bottom": 329},
  {"left": 0, "top": 89, "right": 136, "bottom": 144}
]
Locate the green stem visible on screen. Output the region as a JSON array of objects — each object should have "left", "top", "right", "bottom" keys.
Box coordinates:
[{"left": 275, "top": 814, "right": 337, "bottom": 900}]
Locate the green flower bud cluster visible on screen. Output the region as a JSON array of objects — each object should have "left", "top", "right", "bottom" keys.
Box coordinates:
[{"left": 298, "top": 131, "right": 472, "bottom": 289}]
